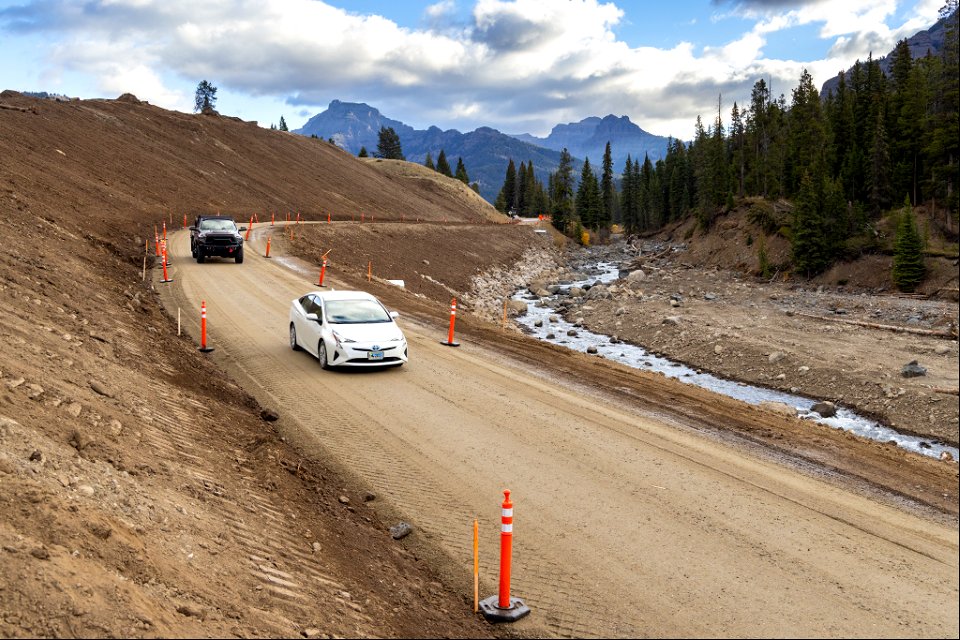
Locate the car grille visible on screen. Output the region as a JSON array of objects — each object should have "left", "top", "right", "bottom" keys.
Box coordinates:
[
  {"left": 205, "top": 235, "right": 238, "bottom": 246},
  {"left": 345, "top": 356, "right": 403, "bottom": 364}
]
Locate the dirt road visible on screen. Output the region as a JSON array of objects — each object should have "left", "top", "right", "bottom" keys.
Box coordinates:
[{"left": 160, "top": 224, "right": 958, "bottom": 638}]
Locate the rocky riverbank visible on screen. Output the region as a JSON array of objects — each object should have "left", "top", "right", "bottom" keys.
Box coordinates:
[{"left": 508, "top": 239, "right": 959, "bottom": 448}]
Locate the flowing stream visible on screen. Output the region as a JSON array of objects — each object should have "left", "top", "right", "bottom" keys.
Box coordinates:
[{"left": 512, "top": 262, "right": 958, "bottom": 462}]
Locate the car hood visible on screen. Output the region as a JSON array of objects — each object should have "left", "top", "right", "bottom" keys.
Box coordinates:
[{"left": 331, "top": 322, "right": 404, "bottom": 343}]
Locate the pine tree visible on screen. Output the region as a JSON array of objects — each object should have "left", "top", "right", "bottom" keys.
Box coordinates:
[
  {"left": 424, "top": 153, "right": 435, "bottom": 170},
  {"left": 550, "top": 148, "right": 575, "bottom": 233},
  {"left": 501, "top": 159, "right": 517, "bottom": 213},
  {"left": 515, "top": 161, "right": 528, "bottom": 215},
  {"left": 358, "top": 146, "right": 368, "bottom": 157},
  {"left": 576, "top": 159, "right": 600, "bottom": 229},
  {"left": 194, "top": 80, "right": 217, "bottom": 112},
  {"left": 620, "top": 155, "right": 636, "bottom": 232},
  {"left": 791, "top": 172, "right": 830, "bottom": 277},
  {"left": 892, "top": 196, "right": 926, "bottom": 291},
  {"left": 455, "top": 157, "right": 469, "bottom": 184},
  {"left": 376, "top": 126, "right": 404, "bottom": 160},
  {"left": 436, "top": 150, "right": 452, "bottom": 177},
  {"left": 278, "top": 116, "right": 288, "bottom": 132},
  {"left": 600, "top": 141, "right": 615, "bottom": 228}
]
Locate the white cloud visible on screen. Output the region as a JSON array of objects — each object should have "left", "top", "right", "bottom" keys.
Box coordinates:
[{"left": 1, "top": 0, "right": 948, "bottom": 139}]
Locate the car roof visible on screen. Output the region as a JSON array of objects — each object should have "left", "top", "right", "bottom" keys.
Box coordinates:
[
  {"left": 198, "top": 215, "right": 235, "bottom": 221},
  {"left": 308, "top": 290, "right": 379, "bottom": 302}
]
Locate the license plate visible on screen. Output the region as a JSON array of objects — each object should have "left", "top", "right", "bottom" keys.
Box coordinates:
[{"left": 367, "top": 351, "right": 384, "bottom": 360}]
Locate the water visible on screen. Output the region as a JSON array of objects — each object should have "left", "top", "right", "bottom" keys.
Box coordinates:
[{"left": 513, "top": 261, "right": 959, "bottom": 462}]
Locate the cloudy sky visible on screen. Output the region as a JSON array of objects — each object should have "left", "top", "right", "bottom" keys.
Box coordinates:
[{"left": 0, "top": 0, "right": 947, "bottom": 139}]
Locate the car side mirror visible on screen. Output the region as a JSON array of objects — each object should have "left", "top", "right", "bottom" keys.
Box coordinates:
[
  {"left": 389, "top": 311, "right": 399, "bottom": 319},
  {"left": 238, "top": 226, "right": 247, "bottom": 232},
  {"left": 188, "top": 226, "right": 196, "bottom": 231},
  {"left": 305, "top": 312, "right": 322, "bottom": 323}
]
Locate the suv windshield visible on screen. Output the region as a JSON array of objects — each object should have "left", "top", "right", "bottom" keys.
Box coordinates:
[
  {"left": 200, "top": 219, "right": 237, "bottom": 232},
  {"left": 324, "top": 299, "right": 391, "bottom": 324}
]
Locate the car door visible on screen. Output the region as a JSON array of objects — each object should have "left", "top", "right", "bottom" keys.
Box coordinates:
[{"left": 301, "top": 295, "right": 324, "bottom": 358}]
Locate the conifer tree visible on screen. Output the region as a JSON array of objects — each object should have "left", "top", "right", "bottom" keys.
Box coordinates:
[
  {"left": 455, "top": 157, "right": 469, "bottom": 184},
  {"left": 892, "top": 196, "right": 926, "bottom": 291},
  {"left": 549, "top": 148, "right": 575, "bottom": 233},
  {"left": 501, "top": 159, "right": 517, "bottom": 213},
  {"left": 194, "top": 80, "right": 217, "bottom": 112},
  {"left": 791, "top": 172, "right": 830, "bottom": 277},
  {"left": 436, "top": 150, "right": 452, "bottom": 177},
  {"left": 358, "top": 146, "right": 368, "bottom": 157},
  {"left": 575, "top": 159, "right": 600, "bottom": 229},
  {"left": 376, "top": 126, "right": 404, "bottom": 160},
  {"left": 278, "top": 116, "right": 288, "bottom": 132},
  {"left": 515, "top": 161, "right": 528, "bottom": 215},
  {"left": 600, "top": 142, "right": 615, "bottom": 228},
  {"left": 424, "top": 153, "right": 435, "bottom": 170}
]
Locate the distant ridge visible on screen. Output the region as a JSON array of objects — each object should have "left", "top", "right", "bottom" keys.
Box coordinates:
[
  {"left": 820, "top": 8, "right": 957, "bottom": 96},
  {"left": 296, "top": 101, "right": 675, "bottom": 202}
]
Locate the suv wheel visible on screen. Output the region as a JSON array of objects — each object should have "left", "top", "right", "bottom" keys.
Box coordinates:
[
  {"left": 235, "top": 247, "right": 244, "bottom": 264},
  {"left": 196, "top": 248, "right": 205, "bottom": 264}
]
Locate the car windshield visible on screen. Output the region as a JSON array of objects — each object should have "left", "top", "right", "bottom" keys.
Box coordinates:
[
  {"left": 324, "top": 299, "right": 391, "bottom": 324},
  {"left": 200, "top": 219, "right": 236, "bottom": 231}
]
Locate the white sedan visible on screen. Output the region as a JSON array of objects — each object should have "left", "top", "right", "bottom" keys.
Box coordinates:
[{"left": 289, "top": 290, "right": 408, "bottom": 368}]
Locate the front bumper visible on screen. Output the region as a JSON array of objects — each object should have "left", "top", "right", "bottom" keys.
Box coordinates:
[{"left": 329, "top": 340, "right": 408, "bottom": 367}]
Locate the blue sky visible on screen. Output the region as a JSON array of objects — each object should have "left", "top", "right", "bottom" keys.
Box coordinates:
[{"left": 0, "top": 0, "right": 948, "bottom": 139}]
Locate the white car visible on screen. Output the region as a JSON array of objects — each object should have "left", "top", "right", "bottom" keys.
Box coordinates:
[{"left": 289, "top": 290, "right": 408, "bottom": 368}]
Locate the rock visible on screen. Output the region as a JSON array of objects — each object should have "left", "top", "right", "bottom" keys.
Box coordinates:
[
  {"left": 89, "top": 380, "right": 114, "bottom": 398},
  {"left": 260, "top": 408, "right": 279, "bottom": 422},
  {"left": 586, "top": 345, "right": 598, "bottom": 354},
  {"left": 422, "top": 259, "right": 429, "bottom": 266},
  {"left": 567, "top": 330, "right": 578, "bottom": 337},
  {"left": 117, "top": 92, "right": 141, "bottom": 104},
  {"left": 533, "top": 319, "right": 543, "bottom": 327},
  {"left": 109, "top": 419, "right": 123, "bottom": 436},
  {"left": 363, "top": 492, "right": 376, "bottom": 502},
  {"left": 626, "top": 270, "right": 646, "bottom": 282},
  {"left": 30, "top": 547, "right": 50, "bottom": 560},
  {"left": 548, "top": 315, "right": 559, "bottom": 323},
  {"left": 714, "top": 345, "right": 723, "bottom": 354},
  {"left": 29, "top": 451, "right": 42, "bottom": 462},
  {"left": 941, "top": 451, "right": 954, "bottom": 462},
  {"left": 389, "top": 522, "right": 412, "bottom": 540},
  {"left": 670, "top": 299, "right": 681, "bottom": 307},
  {"left": 759, "top": 401, "right": 797, "bottom": 417},
  {"left": 704, "top": 292, "right": 717, "bottom": 300},
  {"left": 798, "top": 366, "right": 810, "bottom": 374},
  {"left": 68, "top": 429, "right": 93, "bottom": 451},
  {"left": 775, "top": 373, "right": 786, "bottom": 380},
  {"left": 934, "top": 344, "right": 951, "bottom": 355},
  {"left": 65, "top": 402, "right": 82, "bottom": 417},
  {"left": 311, "top": 542, "right": 322, "bottom": 553},
  {"left": 569, "top": 287, "right": 585, "bottom": 297},
  {"left": 302, "top": 628, "right": 323, "bottom": 639},
  {"left": 901, "top": 360, "right": 927, "bottom": 378},
  {"left": 615, "top": 307, "right": 626, "bottom": 316},
  {"left": 507, "top": 299, "right": 528, "bottom": 316},
  {"left": 533, "top": 288, "right": 551, "bottom": 297},
  {"left": 77, "top": 485, "right": 95, "bottom": 497},
  {"left": 337, "top": 495, "right": 350, "bottom": 505},
  {"left": 176, "top": 604, "right": 204, "bottom": 619},
  {"left": 25, "top": 384, "right": 44, "bottom": 399},
  {"left": 662, "top": 316, "right": 681, "bottom": 326},
  {"left": 768, "top": 351, "right": 785, "bottom": 364},
  {"left": 546, "top": 333, "right": 556, "bottom": 340},
  {"left": 811, "top": 401, "right": 837, "bottom": 418}
]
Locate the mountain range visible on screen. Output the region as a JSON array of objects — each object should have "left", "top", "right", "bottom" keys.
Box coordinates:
[
  {"left": 820, "top": 7, "right": 956, "bottom": 96},
  {"left": 295, "top": 100, "right": 672, "bottom": 202}
]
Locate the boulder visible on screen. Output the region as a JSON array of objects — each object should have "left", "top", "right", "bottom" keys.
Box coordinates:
[
  {"left": 506, "top": 300, "right": 529, "bottom": 316},
  {"left": 900, "top": 360, "right": 927, "bottom": 378},
  {"left": 811, "top": 401, "right": 837, "bottom": 418},
  {"left": 759, "top": 401, "right": 797, "bottom": 417}
]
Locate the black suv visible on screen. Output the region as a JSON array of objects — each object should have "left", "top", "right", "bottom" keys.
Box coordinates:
[{"left": 189, "top": 216, "right": 245, "bottom": 263}]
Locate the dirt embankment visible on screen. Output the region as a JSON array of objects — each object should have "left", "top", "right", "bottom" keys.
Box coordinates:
[{"left": 0, "top": 93, "right": 519, "bottom": 638}]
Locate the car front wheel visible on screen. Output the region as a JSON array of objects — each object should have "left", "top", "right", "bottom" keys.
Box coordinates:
[
  {"left": 318, "top": 341, "right": 330, "bottom": 370},
  {"left": 289, "top": 324, "right": 301, "bottom": 351}
]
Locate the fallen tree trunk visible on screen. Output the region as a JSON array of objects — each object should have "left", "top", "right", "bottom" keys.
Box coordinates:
[{"left": 793, "top": 311, "right": 958, "bottom": 339}]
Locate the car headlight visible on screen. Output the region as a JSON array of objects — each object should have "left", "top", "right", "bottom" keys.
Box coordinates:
[{"left": 331, "top": 331, "right": 355, "bottom": 345}]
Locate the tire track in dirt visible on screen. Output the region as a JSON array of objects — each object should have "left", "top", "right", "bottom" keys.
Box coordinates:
[{"left": 158, "top": 226, "right": 959, "bottom": 639}]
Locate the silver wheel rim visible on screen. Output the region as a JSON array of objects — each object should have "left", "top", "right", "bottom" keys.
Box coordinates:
[
  {"left": 289, "top": 325, "right": 296, "bottom": 348},
  {"left": 319, "top": 342, "right": 326, "bottom": 365}
]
